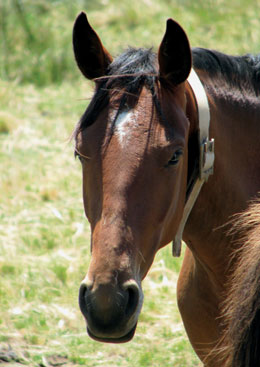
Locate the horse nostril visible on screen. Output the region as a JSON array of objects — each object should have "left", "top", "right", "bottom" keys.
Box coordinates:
[
  {"left": 79, "top": 283, "right": 90, "bottom": 318},
  {"left": 125, "top": 284, "right": 139, "bottom": 318}
]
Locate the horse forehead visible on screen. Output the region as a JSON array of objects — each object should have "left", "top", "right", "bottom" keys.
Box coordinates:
[{"left": 111, "top": 109, "right": 142, "bottom": 147}]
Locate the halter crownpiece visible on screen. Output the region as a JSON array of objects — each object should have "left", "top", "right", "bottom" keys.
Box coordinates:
[{"left": 172, "top": 69, "right": 215, "bottom": 256}]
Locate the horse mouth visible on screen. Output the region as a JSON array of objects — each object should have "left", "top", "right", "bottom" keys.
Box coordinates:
[{"left": 86, "top": 323, "right": 137, "bottom": 344}]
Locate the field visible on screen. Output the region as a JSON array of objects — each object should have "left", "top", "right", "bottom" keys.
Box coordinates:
[{"left": 1, "top": 0, "right": 260, "bottom": 366}]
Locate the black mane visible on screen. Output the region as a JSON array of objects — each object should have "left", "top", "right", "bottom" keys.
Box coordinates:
[
  {"left": 192, "top": 47, "right": 260, "bottom": 96},
  {"left": 75, "top": 46, "right": 260, "bottom": 134}
]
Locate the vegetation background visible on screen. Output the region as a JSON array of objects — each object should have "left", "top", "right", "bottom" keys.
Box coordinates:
[{"left": 0, "top": 0, "right": 260, "bottom": 366}]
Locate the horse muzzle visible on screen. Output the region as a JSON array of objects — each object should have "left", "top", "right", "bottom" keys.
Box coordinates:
[{"left": 79, "top": 278, "right": 143, "bottom": 343}]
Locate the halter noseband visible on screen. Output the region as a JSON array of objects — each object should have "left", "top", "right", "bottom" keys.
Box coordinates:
[{"left": 172, "top": 69, "right": 215, "bottom": 256}]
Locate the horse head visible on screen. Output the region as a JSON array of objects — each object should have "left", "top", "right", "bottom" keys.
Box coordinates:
[{"left": 73, "top": 12, "right": 195, "bottom": 343}]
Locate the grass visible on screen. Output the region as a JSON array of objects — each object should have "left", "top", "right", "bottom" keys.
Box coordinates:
[
  {"left": 1, "top": 0, "right": 260, "bottom": 366},
  {"left": 1, "top": 0, "right": 260, "bottom": 85}
]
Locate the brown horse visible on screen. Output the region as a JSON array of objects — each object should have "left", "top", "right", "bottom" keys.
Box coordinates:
[{"left": 72, "top": 12, "right": 260, "bottom": 366}]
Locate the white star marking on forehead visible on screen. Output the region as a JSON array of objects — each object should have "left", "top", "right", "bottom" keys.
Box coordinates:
[{"left": 111, "top": 109, "right": 139, "bottom": 147}]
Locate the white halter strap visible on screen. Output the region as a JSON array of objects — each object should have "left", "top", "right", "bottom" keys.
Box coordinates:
[{"left": 172, "top": 69, "right": 215, "bottom": 256}]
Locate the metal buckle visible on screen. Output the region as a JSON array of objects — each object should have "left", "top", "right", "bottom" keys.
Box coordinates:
[{"left": 200, "top": 138, "right": 215, "bottom": 181}]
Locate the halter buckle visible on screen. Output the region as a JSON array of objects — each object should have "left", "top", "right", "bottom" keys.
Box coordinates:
[{"left": 200, "top": 138, "right": 215, "bottom": 181}]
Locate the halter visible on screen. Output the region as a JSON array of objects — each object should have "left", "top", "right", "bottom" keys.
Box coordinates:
[{"left": 172, "top": 69, "right": 215, "bottom": 256}]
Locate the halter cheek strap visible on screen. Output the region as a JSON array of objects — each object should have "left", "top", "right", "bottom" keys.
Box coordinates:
[{"left": 172, "top": 69, "right": 215, "bottom": 257}]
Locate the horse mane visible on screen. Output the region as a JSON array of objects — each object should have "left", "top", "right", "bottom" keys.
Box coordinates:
[
  {"left": 74, "top": 46, "right": 260, "bottom": 138},
  {"left": 193, "top": 47, "right": 260, "bottom": 96},
  {"left": 219, "top": 198, "right": 260, "bottom": 367}
]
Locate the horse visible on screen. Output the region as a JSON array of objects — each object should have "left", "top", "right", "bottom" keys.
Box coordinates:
[{"left": 72, "top": 12, "right": 260, "bottom": 366}]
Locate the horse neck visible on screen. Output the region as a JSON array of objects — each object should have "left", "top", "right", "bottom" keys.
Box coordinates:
[{"left": 183, "top": 75, "right": 260, "bottom": 274}]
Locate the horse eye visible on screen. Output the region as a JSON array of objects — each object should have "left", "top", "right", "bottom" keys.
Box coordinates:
[{"left": 167, "top": 149, "right": 183, "bottom": 166}]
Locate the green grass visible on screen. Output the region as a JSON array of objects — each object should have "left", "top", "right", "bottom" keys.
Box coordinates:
[
  {"left": 1, "top": 0, "right": 260, "bottom": 85},
  {"left": 1, "top": 0, "right": 260, "bottom": 366}
]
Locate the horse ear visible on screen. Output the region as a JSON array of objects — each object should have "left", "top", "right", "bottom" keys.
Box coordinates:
[
  {"left": 158, "top": 18, "right": 192, "bottom": 85},
  {"left": 73, "top": 12, "right": 113, "bottom": 80}
]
